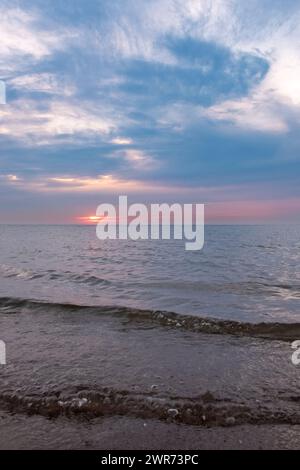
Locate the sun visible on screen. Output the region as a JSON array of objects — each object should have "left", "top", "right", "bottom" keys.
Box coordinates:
[
  {"left": 77, "top": 215, "right": 104, "bottom": 224},
  {"left": 87, "top": 216, "right": 101, "bottom": 221}
]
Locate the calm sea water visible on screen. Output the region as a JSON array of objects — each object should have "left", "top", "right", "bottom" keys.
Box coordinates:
[
  {"left": 0, "top": 224, "right": 300, "bottom": 449},
  {"left": 0, "top": 224, "right": 299, "bottom": 321}
]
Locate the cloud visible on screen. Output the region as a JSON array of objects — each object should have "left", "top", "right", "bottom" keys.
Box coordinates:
[
  {"left": 0, "top": 99, "right": 117, "bottom": 145},
  {"left": 0, "top": 5, "right": 76, "bottom": 75},
  {"left": 117, "top": 38, "right": 269, "bottom": 108},
  {"left": 4, "top": 173, "right": 186, "bottom": 194},
  {"left": 46, "top": 174, "right": 140, "bottom": 192},
  {"left": 0, "top": 0, "right": 300, "bottom": 222},
  {"left": 110, "top": 137, "right": 133, "bottom": 145},
  {"left": 8, "top": 73, "right": 76, "bottom": 96},
  {"left": 99, "top": 0, "right": 300, "bottom": 131},
  {"left": 201, "top": 92, "right": 289, "bottom": 133},
  {"left": 0, "top": 173, "right": 21, "bottom": 182},
  {"left": 115, "top": 149, "right": 159, "bottom": 171}
]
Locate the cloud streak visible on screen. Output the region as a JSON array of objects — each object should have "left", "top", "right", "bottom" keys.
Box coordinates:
[{"left": 0, "top": 0, "right": 300, "bottom": 222}]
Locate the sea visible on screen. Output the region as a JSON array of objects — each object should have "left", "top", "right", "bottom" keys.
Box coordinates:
[{"left": 0, "top": 224, "right": 300, "bottom": 449}]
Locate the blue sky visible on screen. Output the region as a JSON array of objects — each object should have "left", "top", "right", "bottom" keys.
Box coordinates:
[{"left": 0, "top": 0, "right": 300, "bottom": 223}]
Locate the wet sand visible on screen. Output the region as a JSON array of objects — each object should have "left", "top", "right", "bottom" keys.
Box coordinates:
[
  {"left": 1, "top": 412, "right": 300, "bottom": 450},
  {"left": 0, "top": 298, "right": 300, "bottom": 449}
]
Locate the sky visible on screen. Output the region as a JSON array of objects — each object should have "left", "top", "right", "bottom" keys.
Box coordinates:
[{"left": 0, "top": 0, "right": 300, "bottom": 223}]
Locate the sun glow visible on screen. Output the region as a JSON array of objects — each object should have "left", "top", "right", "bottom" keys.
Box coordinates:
[
  {"left": 77, "top": 213, "right": 118, "bottom": 225},
  {"left": 77, "top": 215, "right": 104, "bottom": 223}
]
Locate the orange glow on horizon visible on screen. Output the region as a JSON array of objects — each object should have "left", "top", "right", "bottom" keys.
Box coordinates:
[
  {"left": 77, "top": 214, "right": 118, "bottom": 224},
  {"left": 77, "top": 215, "right": 104, "bottom": 223}
]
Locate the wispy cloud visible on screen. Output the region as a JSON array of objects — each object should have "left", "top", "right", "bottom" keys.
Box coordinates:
[
  {"left": 0, "top": 0, "right": 300, "bottom": 222},
  {"left": 0, "top": 173, "right": 21, "bottom": 182},
  {"left": 0, "top": 5, "right": 76, "bottom": 75},
  {"left": 8, "top": 73, "right": 76, "bottom": 96},
  {"left": 0, "top": 99, "right": 118, "bottom": 145},
  {"left": 110, "top": 137, "right": 133, "bottom": 145}
]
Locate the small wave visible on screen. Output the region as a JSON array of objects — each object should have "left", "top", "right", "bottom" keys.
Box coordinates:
[
  {"left": 48, "top": 272, "right": 110, "bottom": 286},
  {"left": 0, "top": 386, "right": 299, "bottom": 427},
  {"left": 0, "top": 296, "right": 299, "bottom": 341},
  {"left": 0, "top": 264, "right": 111, "bottom": 286},
  {"left": 134, "top": 279, "right": 300, "bottom": 299},
  {"left": 0, "top": 264, "right": 38, "bottom": 280},
  {"left": 68, "top": 274, "right": 111, "bottom": 286},
  {"left": 1, "top": 262, "right": 299, "bottom": 299},
  {"left": 0, "top": 264, "right": 110, "bottom": 286}
]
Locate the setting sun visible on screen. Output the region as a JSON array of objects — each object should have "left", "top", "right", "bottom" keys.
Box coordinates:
[{"left": 77, "top": 215, "right": 104, "bottom": 223}]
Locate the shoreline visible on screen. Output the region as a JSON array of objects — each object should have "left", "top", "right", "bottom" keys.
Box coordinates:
[{"left": 1, "top": 412, "right": 300, "bottom": 450}]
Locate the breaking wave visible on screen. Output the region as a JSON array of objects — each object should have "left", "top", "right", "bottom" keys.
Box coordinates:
[{"left": 1, "top": 296, "right": 299, "bottom": 341}]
